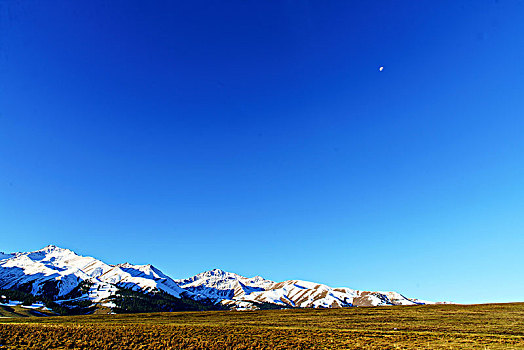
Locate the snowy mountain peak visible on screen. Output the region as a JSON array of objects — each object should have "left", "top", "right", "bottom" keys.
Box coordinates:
[
  {"left": 0, "top": 246, "right": 187, "bottom": 302},
  {"left": 115, "top": 263, "right": 167, "bottom": 280},
  {"left": 176, "top": 269, "right": 432, "bottom": 309},
  {"left": 0, "top": 246, "right": 435, "bottom": 311},
  {"left": 205, "top": 268, "right": 233, "bottom": 277},
  {"left": 36, "top": 245, "right": 71, "bottom": 253}
]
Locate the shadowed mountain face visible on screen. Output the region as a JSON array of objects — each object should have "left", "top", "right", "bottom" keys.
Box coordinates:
[{"left": 0, "top": 246, "right": 432, "bottom": 313}]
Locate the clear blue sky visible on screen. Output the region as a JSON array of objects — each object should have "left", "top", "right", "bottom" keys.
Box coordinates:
[{"left": 1, "top": 1, "right": 523, "bottom": 304}]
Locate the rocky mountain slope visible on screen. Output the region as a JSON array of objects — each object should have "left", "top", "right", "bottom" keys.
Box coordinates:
[
  {"left": 0, "top": 245, "right": 432, "bottom": 313},
  {"left": 175, "top": 268, "right": 429, "bottom": 309}
]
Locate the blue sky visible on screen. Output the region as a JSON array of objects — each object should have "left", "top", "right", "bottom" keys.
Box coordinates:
[{"left": 1, "top": 1, "right": 523, "bottom": 304}]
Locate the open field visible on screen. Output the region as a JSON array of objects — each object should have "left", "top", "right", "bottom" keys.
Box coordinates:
[{"left": 1, "top": 303, "right": 524, "bottom": 349}]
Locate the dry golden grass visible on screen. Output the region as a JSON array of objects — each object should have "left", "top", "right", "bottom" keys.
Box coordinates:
[{"left": 1, "top": 302, "right": 524, "bottom": 349}]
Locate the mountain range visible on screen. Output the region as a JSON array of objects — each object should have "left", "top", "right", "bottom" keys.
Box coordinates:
[{"left": 0, "top": 245, "right": 433, "bottom": 314}]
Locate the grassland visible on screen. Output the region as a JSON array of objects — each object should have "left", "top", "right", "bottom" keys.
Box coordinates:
[
  {"left": 1, "top": 302, "right": 523, "bottom": 349},
  {"left": 0, "top": 304, "right": 55, "bottom": 318}
]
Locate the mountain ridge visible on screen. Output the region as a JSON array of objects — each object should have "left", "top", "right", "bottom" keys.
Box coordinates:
[{"left": 0, "top": 245, "right": 434, "bottom": 313}]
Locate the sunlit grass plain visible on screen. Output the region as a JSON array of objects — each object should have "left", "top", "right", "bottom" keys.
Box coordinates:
[{"left": 1, "top": 303, "right": 524, "bottom": 349}]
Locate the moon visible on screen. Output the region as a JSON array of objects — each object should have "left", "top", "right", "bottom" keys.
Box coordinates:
[{"left": 379, "top": 66, "right": 384, "bottom": 72}]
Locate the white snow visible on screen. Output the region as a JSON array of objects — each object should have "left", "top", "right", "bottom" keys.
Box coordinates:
[
  {"left": 0, "top": 245, "right": 186, "bottom": 305},
  {"left": 0, "top": 246, "right": 433, "bottom": 310},
  {"left": 177, "top": 271, "right": 424, "bottom": 309},
  {"left": 21, "top": 303, "right": 52, "bottom": 311}
]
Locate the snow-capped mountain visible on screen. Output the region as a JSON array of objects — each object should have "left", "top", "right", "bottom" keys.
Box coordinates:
[
  {"left": 0, "top": 246, "right": 432, "bottom": 312},
  {"left": 175, "top": 269, "right": 428, "bottom": 309},
  {"left": 175, "top": 269, "right": 274, "bottom": 301},
  {"left": 0, "top": 245, "right": 185, "bottom": 304}
]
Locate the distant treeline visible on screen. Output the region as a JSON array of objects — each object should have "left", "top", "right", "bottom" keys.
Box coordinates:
[
  {"left": 0, "top": 287, "right": 93, "bottom": 316},
  {"left": 110, "top": 288, "right": 223, "bottom": 313},
  {"left": 0, "top": 284, "right": 221, "bottom": 315}
]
